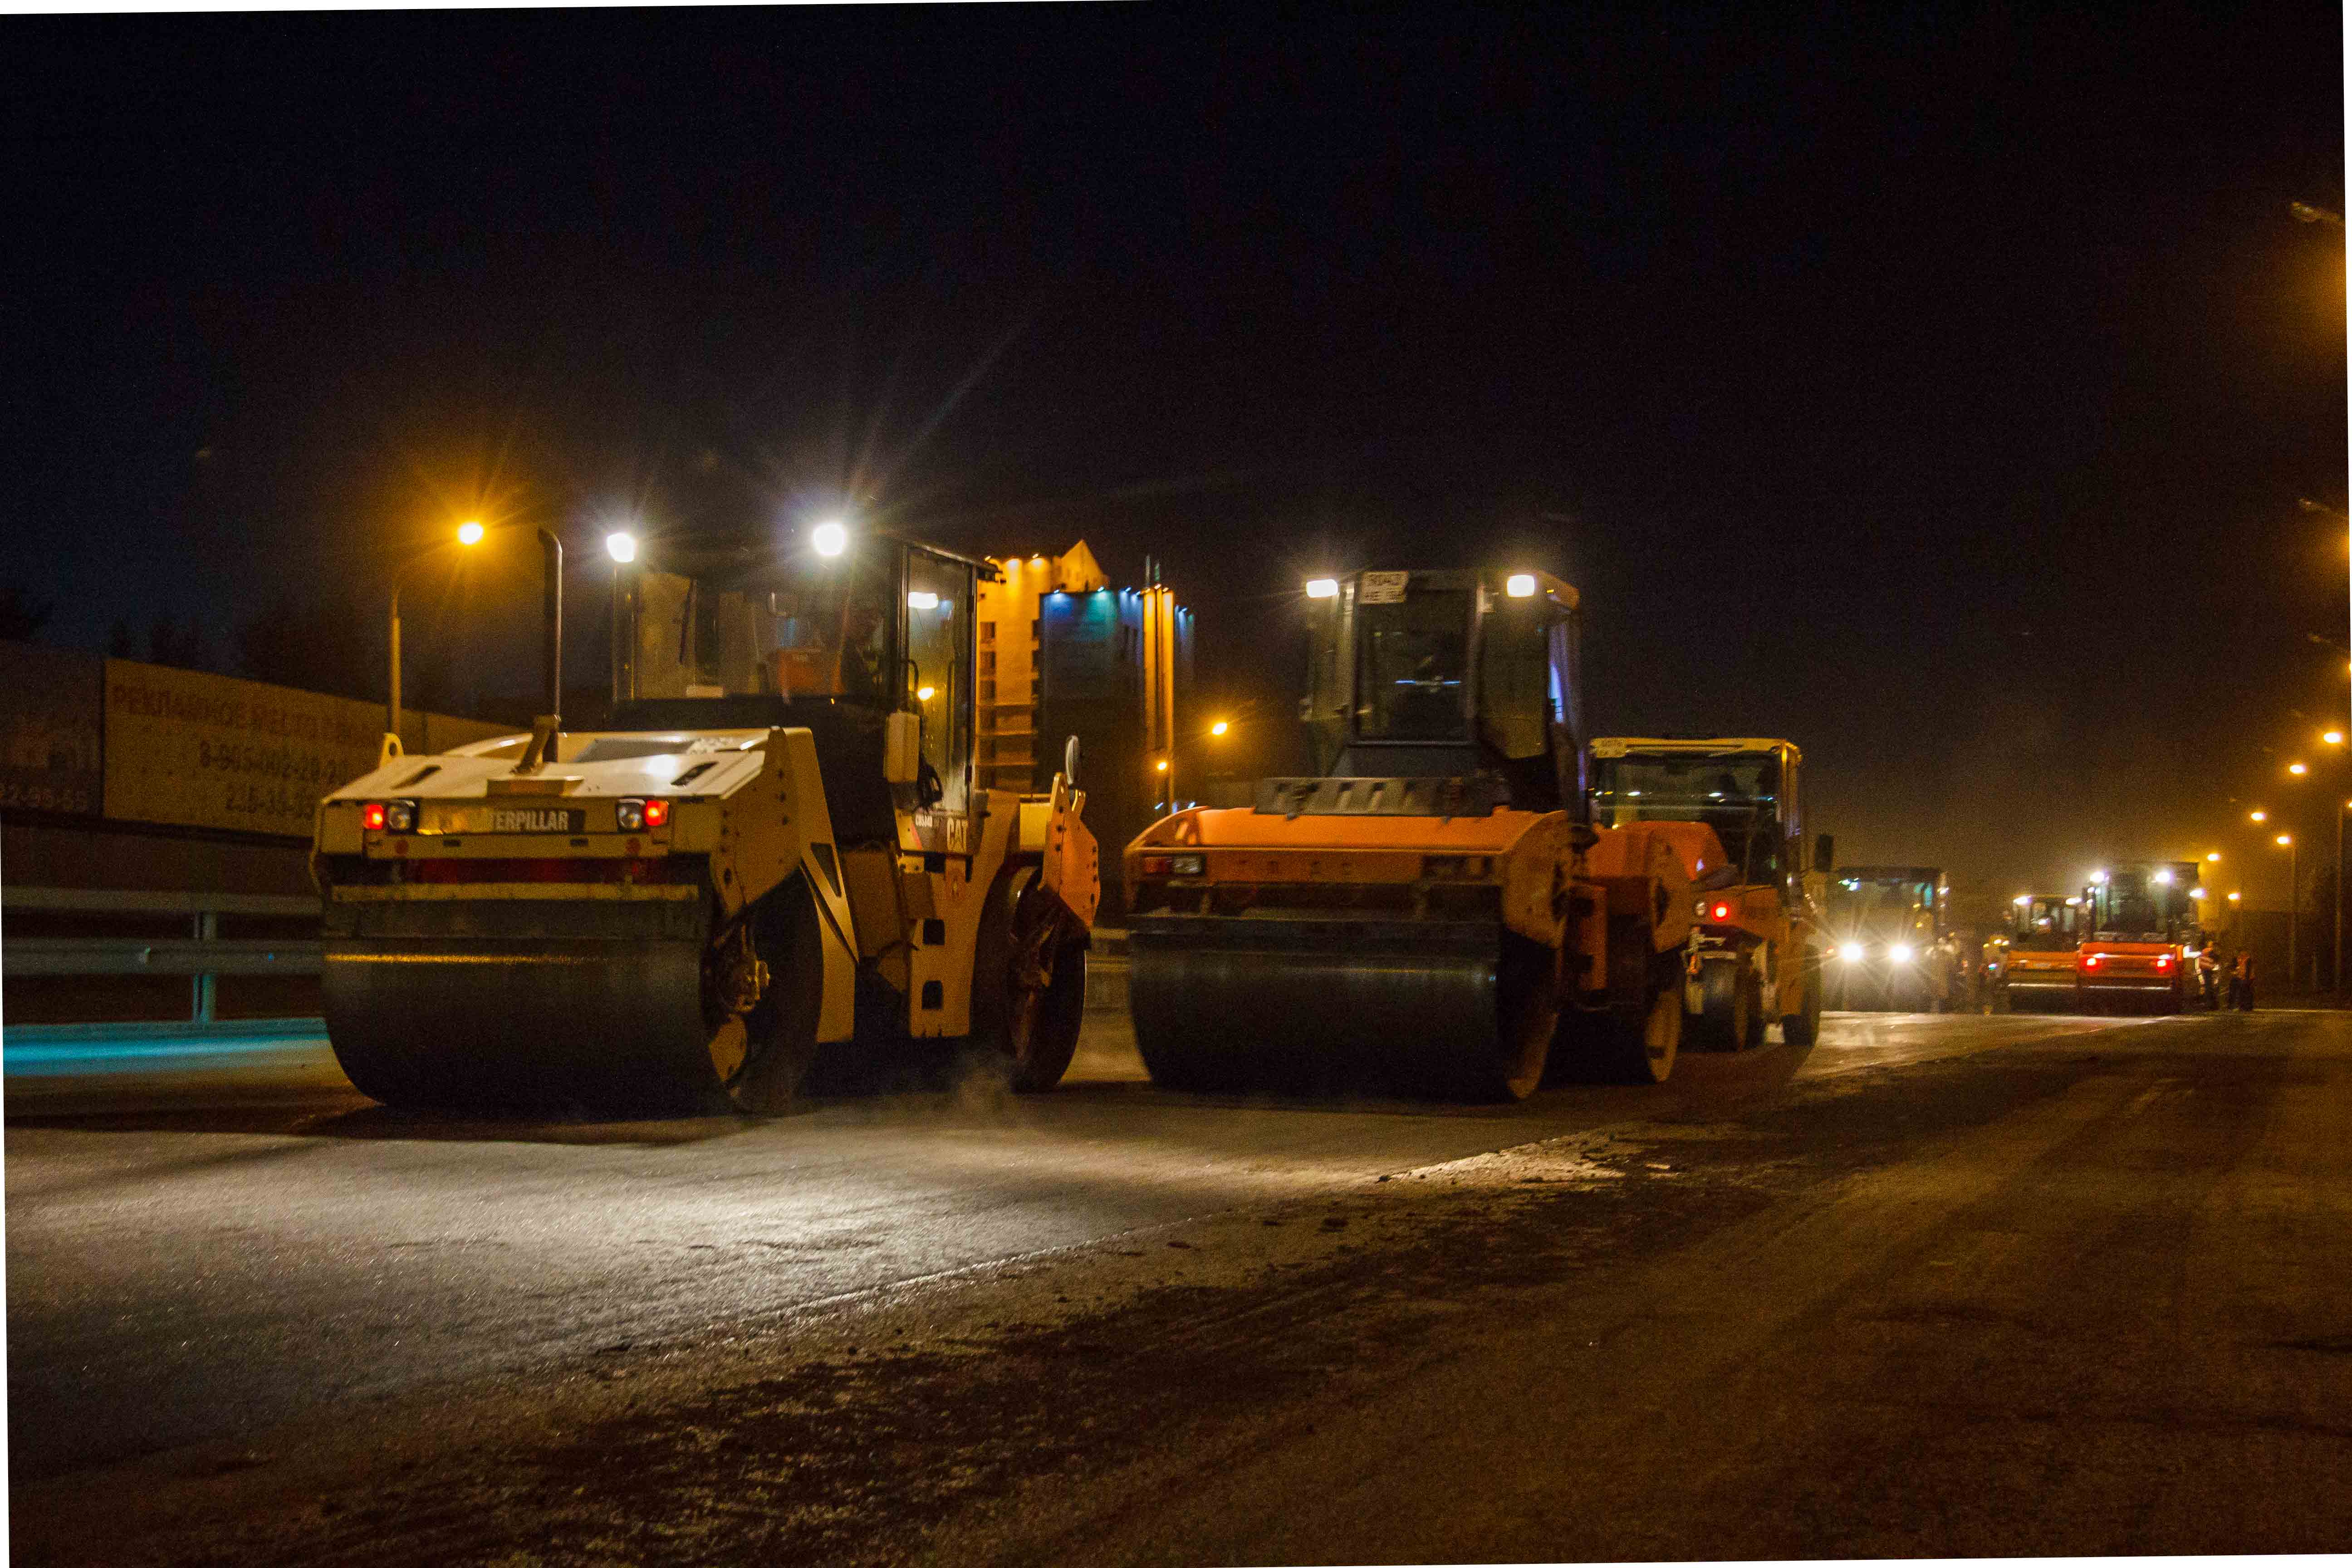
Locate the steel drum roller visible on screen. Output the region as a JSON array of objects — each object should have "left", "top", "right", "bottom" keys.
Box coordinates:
[
  {"left": 324, "top": 939, "right": 720, "bottom": 1114},
  {"left": 1129, "top": 916, "right": 1509, "bottom": 1095}
]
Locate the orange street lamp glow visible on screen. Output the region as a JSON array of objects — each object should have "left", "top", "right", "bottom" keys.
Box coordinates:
[
  {"left": 456, "top": 520, "right": 485, "bottom": 546},
  {"left": 2290, "top": 762, "right": 2310, "bottom": 775},
  {"left": 1209, "top": 720, "right": 1230, "bottom": 737},
  {"left": 2207, "top": 852, "right": 2222, "bottom": 862},
  {"left": 2251, "top": 810, "right": 2269, "bottom": 823},
  {"left": 1155, "top": 759, "right": 1169, "bottom": 773},
  {"left": 2327, "top": 731, "right": 2346, "bottom": 745},
  {"left": 2277, "top": 834, "right": 2294, "bottom": 847}
]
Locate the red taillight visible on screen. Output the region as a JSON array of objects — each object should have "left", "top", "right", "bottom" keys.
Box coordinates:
[
  {"left": 642, "top": 798, "right": 671, "bottom": 828},
  {"left": 359, "top": 802, "right": 388, "bottom": 832},
  {"left": 1710, "top": 902, "right": 1734, "bottom": 923},
  {"left": 2155, "top": 954, "right": 2172, "bottom": 969},
  {"left": 1141, "top": 855, "right": 1171, "bottom": 875},
  {"left": 2083, "top": 953, "right": 2102, "bottom": 969}
]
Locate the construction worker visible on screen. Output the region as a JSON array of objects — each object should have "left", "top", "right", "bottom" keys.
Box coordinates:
[
  {"left": 2196, "top": 941, "right": 2222, "bottom": 1010},
  {"left": 2229, "top": 950, "right": 2256, "bottom": 1012}
]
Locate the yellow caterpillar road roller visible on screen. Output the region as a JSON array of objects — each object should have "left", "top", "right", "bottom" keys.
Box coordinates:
[
  {"left": 312, "top": 523, "right": 1100, "bottom": 1116},
  {"left": 1123, "top": 568, "right": 1702, "bottom": 1099},
  {"left": 1588, "top": 736, "right": 1830, "bottom": 1051}
]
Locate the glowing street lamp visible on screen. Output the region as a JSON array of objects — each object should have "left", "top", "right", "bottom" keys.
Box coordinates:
[
  {"left": 2291, "top": 762, "right": 2310, "bottom": 776},
  {"left": 387, "top": 519, "right": 497, "bottom": 755},
  {"left": 811, "top": 519, "right": 849, "bottom": 558},
  {"left": 604, "top": 531, "right": 637, "bottom": 564},
  {"left": 2251, "top": 810, "right": 2269, "bottom": 823},
  {"left": 1209, "top": 719, "right": 1230, "bottom": 737}
]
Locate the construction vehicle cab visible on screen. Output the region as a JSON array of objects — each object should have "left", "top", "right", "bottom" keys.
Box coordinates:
[
  {"left": 1824, "top": 866, "right": 1963, "bottom": 1010},
  {"left": 314, "top": 524, "right": 1100, "bottom": 1116},
  {"left": 2078, "top": 862, "right": 2201, "bottom": 1013},
  {"left": 1998, "top": 892, "right": 2088, "bottom": 1010},
  {"left": 1588, "top": 737, "right": 1828, "bottom": 1050},
  {"left": 1126, "top": 568, "right": 1699, "bottom": 1099}
]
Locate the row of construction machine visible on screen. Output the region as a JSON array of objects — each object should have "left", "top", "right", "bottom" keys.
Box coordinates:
[
  {"left": 312, "top": 522, "right": 1100, "bottom": 1115},
  {"left": 2069, "top": 861, "right": 2205, "bottom": 1013},
  {"left": 1121, "top": 567, "right": 1832, "bottom": 1099},
  {"left": 1988, "top": 862, "right": 2206, "bottom": 1013},
  {"left": 1587, "top": 736, "right": 1828, "bottom": 1050},
  {"left": 1994, "top": 891, "right": 2088, "bottom": 1009},
  {"left": 1820, "top": 865, "right": 1968, "bottom": 1011}
]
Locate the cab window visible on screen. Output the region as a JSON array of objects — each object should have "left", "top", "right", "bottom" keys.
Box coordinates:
[{"left": 905, "top": 551, "right": 973, "bottom": 815}]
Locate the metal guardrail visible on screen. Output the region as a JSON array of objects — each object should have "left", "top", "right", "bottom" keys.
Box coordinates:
[
  {"left": 3, "top": 887, "right": 322, "bottom": 1024},
  {"left": 3, "top": 890, "right": 1126, "bottom": 1023}
]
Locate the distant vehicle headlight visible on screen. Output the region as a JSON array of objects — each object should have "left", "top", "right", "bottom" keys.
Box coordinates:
[
  {"left": 1890, "top": 943, "right": 1915, "bottom": 964},
  {"left": 1839, "top": 942, "right": 1865, "bottom": 964}
]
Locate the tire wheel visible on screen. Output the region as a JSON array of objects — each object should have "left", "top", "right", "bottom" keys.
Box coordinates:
[
  {"left": 1736, "top": 968, "right": 1766, "bottom": 1050},
  {"left": 1690, "top": 960, "right": 1742, "bottom": 1051},
  {"left": 973, "top": 867, "right": 1088, "bottom": 1093},
  {"left": 1449, "top": 934, "right": 1557, "bottom": 1100},
  {"left": 1604, "top": 960, "right": 1682, "bottom": 1084},
  {"left": 710, "top": 880, "right": 825, "bottom": 1116},
  {"left": 1781, "top": 965, "right": 1823, "bottom": 1048}
]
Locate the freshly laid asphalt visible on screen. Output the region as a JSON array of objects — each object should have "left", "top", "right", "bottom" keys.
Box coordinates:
[{"left": 10, "top": 1002, "right": 2348, "bottom": 1564}]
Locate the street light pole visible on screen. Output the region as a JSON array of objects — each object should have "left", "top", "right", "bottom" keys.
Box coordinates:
[
  {"left": 2323, "top": 804, "right": 2342, "bottom": 1001},
  {"left": 386, "top": 519, "right": 485, "bottom": 755},
  {"left": 2283, "top": 835, "right": 2300, "bottom": 987},
  {"left": 385, "top": 519, "right": 563, "bottom": 764}
]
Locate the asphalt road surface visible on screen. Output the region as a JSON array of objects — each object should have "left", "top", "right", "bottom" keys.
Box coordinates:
[{"left": 10, "top": 1003, "right": 2350, "bottom": 1564}]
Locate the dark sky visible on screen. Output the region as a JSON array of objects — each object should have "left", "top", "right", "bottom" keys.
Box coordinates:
[{"left": 5, "top": 4, "right": 2344, "bottom": 908}]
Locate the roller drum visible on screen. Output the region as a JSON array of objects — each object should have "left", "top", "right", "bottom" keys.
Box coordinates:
[
  {"left": 1129, "top": 916, "right": 1524, "bottom": 1098},
  {"left": 324, "top": 938, "right": 720, "bottom": 1115}
]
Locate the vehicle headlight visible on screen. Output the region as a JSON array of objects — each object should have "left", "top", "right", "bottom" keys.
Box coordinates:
[
  {"left": 1839, "top": 943, "right": 1865, "bottom": 964},
  {"left": 1889, "top": 943, "right": 1915, "bottom": 964}
]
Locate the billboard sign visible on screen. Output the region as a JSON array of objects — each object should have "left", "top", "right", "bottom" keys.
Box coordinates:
[
  {"left": 0, "top": 642, "right": 104, "bottom": 815},
  {"left": 101, "top": 661, "right": 509, "bottom": 838}
]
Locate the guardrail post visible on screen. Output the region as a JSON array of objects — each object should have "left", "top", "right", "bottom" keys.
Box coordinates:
[{"left": 192, "top": 911, "right": 217, "bottom": 1024}]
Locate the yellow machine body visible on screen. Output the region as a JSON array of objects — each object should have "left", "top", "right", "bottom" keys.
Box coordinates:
[
  {"left": 313, "top": 530, "right": 1100, "bottom": 1115},
  {"left": 1588, "top": 735, "right": 1827, "bottom": 1050}
]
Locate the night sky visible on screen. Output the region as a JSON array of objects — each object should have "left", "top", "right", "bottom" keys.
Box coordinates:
[{"left": 5, "top": 5, "right": 2344, "bottom": 909}]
